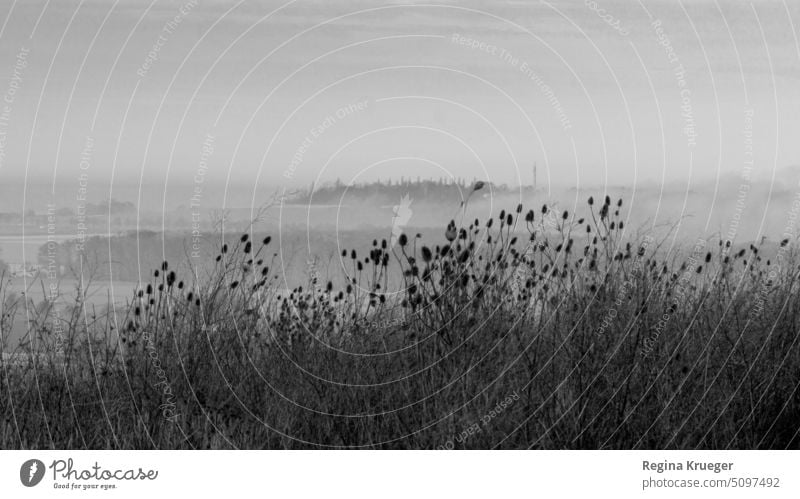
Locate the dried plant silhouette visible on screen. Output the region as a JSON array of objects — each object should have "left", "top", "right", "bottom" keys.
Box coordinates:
[{"left": 2, "top": 194, "right": 799, "bottom": 449}]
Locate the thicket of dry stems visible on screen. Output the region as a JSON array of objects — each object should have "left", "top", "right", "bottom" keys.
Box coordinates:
[{"left": 2, "top": 194, "right": 799, "bottom": 449}]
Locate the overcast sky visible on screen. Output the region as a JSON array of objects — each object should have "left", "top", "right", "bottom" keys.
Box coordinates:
[{"left": 1, "top": 0, "right": 798, "bottom": 196}]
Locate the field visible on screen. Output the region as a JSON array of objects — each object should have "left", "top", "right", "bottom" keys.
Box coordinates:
[{"left": 1, "top": 194, "right": 799, "bottom": 449}]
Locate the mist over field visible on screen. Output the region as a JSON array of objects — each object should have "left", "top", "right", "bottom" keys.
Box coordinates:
[
  {"left": 1, "top": 0, "right": 800, "bottom": 452},
  {"left": 3, "top": 169, "right": 800, "bottom": 350}
]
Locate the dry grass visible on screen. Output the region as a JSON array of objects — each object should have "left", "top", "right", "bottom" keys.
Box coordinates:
[{"left": 2, "top": 195, "right": 799, "bottom": 449}]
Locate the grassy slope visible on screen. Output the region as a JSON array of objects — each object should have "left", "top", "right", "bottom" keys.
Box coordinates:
[{"left": 1, "top": 197, "right": 799, "bottom": 449}]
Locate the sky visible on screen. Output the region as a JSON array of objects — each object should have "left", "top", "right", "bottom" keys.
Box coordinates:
[{"left": 0, "top": 0, "right": 799, "bottom": 202}]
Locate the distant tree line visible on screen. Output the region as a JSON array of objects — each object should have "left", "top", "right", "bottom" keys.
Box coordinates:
[
  {"left": 36, "top": 231, "right": 198, "bottom": 282},
  {"left": 0, "top": 199, "right": 135, "bottom": 220},
  {"left": 289, "top": 178, "right": 511, "bottom": 205}
]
